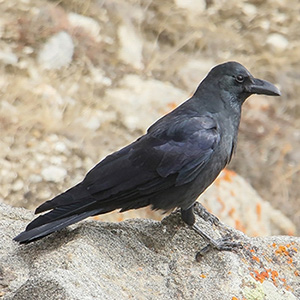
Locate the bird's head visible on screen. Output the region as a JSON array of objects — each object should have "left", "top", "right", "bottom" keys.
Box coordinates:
[
  {"left": 196, "top": 61, "right": 281, "bottom": 110},
  {"left": 211, "top": 61, "right": 280, "bottom": 103}
]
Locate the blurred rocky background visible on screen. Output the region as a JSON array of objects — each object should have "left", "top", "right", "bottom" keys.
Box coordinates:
[{"left": 0, "top": 0, "right": 299, "bottom": 234}]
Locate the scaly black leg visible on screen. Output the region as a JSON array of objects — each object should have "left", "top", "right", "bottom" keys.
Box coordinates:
[
  {"left": 193, "top": 202, "right": 219, "bottom": 225},
  {"left": 181, "top": 205, "right": 242, "bottom": 258}
]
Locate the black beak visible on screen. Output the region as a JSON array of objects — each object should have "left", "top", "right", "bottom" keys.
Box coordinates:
[{"left": 247, "top": 78, "right": 281, "bottom": 96}]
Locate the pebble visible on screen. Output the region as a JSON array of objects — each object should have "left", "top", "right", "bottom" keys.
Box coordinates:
[
  {"left": 54, "top": 142, "right": 68, "bottom": 153},
  {"left": 118, "top": 23, "right": 143, "bottom": 70},
  {"left": 175, "top": 0, "right": 206, "bottom": 13},
  {"left": 84, "top": 116, "right": 101, "bottom": 131},
  {"left": 68, "top": 13, "right": 101, "bottom": 42},
  {"left": 0, "top": 50, "right": 18, "bottom": 65},
  {"left": 242, "top": 3, "right": 257, "bottom": 17},
  {"left": 266, "top": 33, "right": 289, "bottom": 51},
  {"left": 28, "top": 174, "right": 42, "bottom": 183},
  {"left": 41, "top": 165, "right": 67, "bottom": 183},
  {"left": 37, "top": 31, "right": 74, "bottom": 69},
  {"left": 12, "top": 179, "right": 24, "bottom": 192}
]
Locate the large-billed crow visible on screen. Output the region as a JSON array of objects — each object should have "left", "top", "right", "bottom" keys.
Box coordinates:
[{"left": 14, "top": 62, "right": 280, "bottom": 253}]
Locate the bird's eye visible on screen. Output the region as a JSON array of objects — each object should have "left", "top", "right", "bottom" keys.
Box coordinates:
[{"left": 236, "top": 75, "right": 244, "bottom": 83}]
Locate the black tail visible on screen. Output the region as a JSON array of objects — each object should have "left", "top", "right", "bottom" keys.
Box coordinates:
[
  {"left": 13, "top": 208, "right": 103, "bottom": 244},
  {"left": 13, "top": 178, "right": 152, "bottom": 244}
]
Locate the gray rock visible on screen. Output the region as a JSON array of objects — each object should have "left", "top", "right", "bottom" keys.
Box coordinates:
[
  {"left": 118, "top": 23, "right": 144, "bottom": 69},
  {"left": 201, "top": 170, "right": 296, "bottom": 236},
  {"left": 1, "top": 202, "right": 299, "bottom": 299},
  {"left": 105, "top": 75, "right": 187, "bottom": 132},
  {"left": 37, "top": 31, "right": 74, "bottom": 69},
  {"left": 177, "top": 58, "right": 216, "bottom": 89}
]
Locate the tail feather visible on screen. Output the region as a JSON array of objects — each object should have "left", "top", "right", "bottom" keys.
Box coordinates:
[
  {"left": 13, "top": 208, "right": 102, "bottom": 244},
  {"left": 26, "top": 200, "right": 98, "bottom": 231},
  {"left": 13, "top": 179, "right": 155, "bottom": 244},
  {"left": 35, "top": 183, "right": 87, "bottom": 214}
]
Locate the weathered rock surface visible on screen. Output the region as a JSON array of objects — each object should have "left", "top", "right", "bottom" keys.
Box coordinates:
[{"left": 1, "top": 202, "right": 299, "bottom": 300}]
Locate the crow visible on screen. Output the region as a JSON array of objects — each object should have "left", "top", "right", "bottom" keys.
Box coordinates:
[{"left": 14, "top": 62, "right": 280, "bottom": 253}]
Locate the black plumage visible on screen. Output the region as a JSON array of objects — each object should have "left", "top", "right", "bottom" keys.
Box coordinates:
[{"left": 14, "top": 62, "right": 280, "bottom": 248}]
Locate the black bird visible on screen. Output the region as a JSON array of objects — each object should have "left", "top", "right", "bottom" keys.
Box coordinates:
[{"left": 14, "top": 62, "right": 280, "bottom": 252}]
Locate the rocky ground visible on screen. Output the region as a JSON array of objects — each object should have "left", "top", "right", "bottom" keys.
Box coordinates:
[
  {"left": 1, "top": 203, "right": 300, "bottom": 300},
  {"left": 0, "top": 0, "right": 299, "bottom": 233}
]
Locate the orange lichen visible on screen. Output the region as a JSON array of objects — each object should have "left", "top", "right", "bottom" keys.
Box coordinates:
[
  {"left": 252, "top": 256, "right": 260, "bottom": 263},
  {"left": 255, "top": 203, "right": 262, "bottom": 222},
  {"left": 284, "top": 285, "right": 292, "bottom": 291},
  {"left": 222, "top": 169, "right": 236, "bottom": 182},
  {"left": 117, "top": 215, "right": 124, "bottom": 222},
  {"left": 231, "top": 297, "right": 238, "bottom": 300},
  {"left": 216, "top": 196, "right": 226, "bottom": 213},
  {"left": 271, "top": 270, "right": 279, "bottom": 286},
  {"left": 287, "top": 257, "right": 293, "bottom": 264},
  {"left": 234, "top": 219, "right": 246, "bottom": 233},
  {"left": 251, "top": 270, "right": 269, "bottom": 283},
  {"left": 200, "top": 274, "right": 207, "bottom": 278},
  {"left": 275, "top": 245, "right": 289, "bottom": 256},
  {"left": 167, "top": 102, "right": 178, "bottom": 111},
  {"left": 272, "top": 243, "right": 277, "bottom": 248},
  {"left": 228, "top": 207, "right": 236, "bottom": 217},
  {"left": 261, "top": 270, "right": 269, "bottom": 279},
  {"left": 294, "top": 270, "right": 299, "bottom": 277}
]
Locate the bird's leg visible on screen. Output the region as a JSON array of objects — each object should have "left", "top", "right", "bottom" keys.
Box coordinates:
[
  {"left": 193, "top": 202, "right": 219, "bottom": 225},
  {"left": 181, "top": 206, "right": 242, "bottom": 258}
]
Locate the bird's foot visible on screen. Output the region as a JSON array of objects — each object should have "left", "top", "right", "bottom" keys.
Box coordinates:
[
  {"left": 192, "top": 224, "right": 242, "bottom": 260},
  {"left": 193, "top": 202, "right": 219, "bottom": 225},
  {"left": 196, "top": 237, "right": 242, "bottom": 261}
]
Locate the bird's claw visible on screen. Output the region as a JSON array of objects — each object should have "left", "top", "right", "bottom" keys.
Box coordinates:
[
  {"left": 196, "top": 238, "right": 243, "bottom": 261},
  {"left": 194, "top": 202, "right": 219, "bottom": 225}
]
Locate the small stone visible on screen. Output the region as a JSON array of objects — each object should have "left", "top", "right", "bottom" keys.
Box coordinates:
[
  {"left": 175, "top": 0, "right": 206, "bottom": 13},
  {"left": 90, "top": 67, "right": 112, "bottom": 86},
  {"left": 29, "top": 174, "right": 42, "bottom": 183},
  {"left": 38, "top": 31, "right": 74, "bottom": 69},
  {"left": 54, "top": 142, "right": 67, "bottom": 153},
  {"left": 266, "top": 33, "right": 289, "bottom": 51},
  {"left": 41, "top": 165, "right": 67, "bottom": 182},
  {"left": 12, "top": 179, "right": 24, "bottom": 192},
  {"left": 68, "top": 13, "right": 101, "bottom": 42},
  {"left": 84, "top": 116, "right": 101, "bottom": 131},
  {"left": 118, "top": 23, "right": 143, "bottom": 69},
  {"left": 242, "top": 3, "right": 257, "bottom": 17},
  {"left": 0, "top": 50, "right": 18, "bottom": 65}
]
